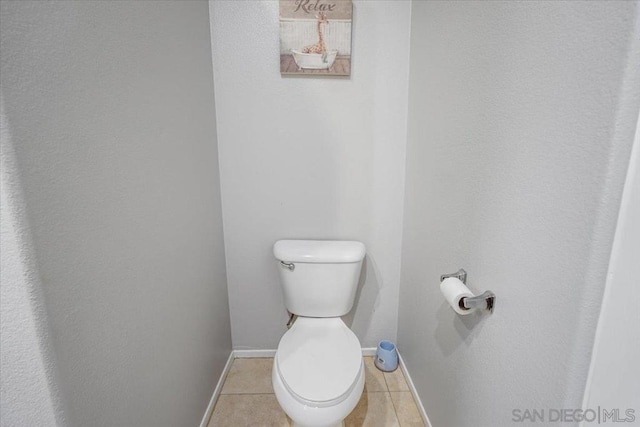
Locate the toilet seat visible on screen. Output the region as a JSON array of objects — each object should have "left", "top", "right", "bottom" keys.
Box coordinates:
[{"left": 275, "top": 317, "right": 362, "bottom": 408}]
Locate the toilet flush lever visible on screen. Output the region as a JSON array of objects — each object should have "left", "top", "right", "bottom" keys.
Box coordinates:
[{"left": 280, "top": 261, "right": 295, "bottom": 271}]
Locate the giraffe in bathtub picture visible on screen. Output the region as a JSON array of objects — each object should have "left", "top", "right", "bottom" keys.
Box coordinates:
[{"left": 302, "top": 12, "right": 329, "bottom": 55}]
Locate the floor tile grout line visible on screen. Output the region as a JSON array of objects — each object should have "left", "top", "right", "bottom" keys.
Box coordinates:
[
  {"left": 388, "top": 390, "right": 403, "bottom": 426},
  {"left": 386, "top": 370, "right": 411, "bottom": 393},
  {"left": 381, "top": 368, "right": 391, "bottom": 392},
  {"left": 373, "top": 357, "right": 403, "bottom": 427},
  {"left": 367, "top": 356, "right": 390, "bottom": 393}
]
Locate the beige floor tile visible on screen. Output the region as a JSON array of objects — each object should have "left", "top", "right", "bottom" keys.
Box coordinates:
[
  {"left": 390, "top": 392, "right": 424, "bottom": 426},
  {"left": 345, "top": 391, "right": 400, "bottom": 427},
  {"left": 208, "top": 394, "right": 289, "bottom": 427},
  {"left": 221, "top": 358, "right": 274, "bottom": 394},
  {"left": 363, "top": 357, "right": 387, "bottom": 392},
  {"left": 384, "top": 368, "right": 410, "bottom": 392}
]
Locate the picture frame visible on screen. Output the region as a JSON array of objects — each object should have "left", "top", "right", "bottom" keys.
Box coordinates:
[{"left": 279, "top": 0, "right": 353, "bottom": 76}]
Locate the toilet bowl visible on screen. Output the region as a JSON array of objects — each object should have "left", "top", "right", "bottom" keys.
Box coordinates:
[
  {"left": 272, "top": 317, "right": 364, "bottom": 427},
  {"left": 272, "top": 240, "right": 366, "bottom": 427}
]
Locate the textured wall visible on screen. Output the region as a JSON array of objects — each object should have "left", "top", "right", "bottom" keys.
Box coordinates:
[
  {"left": 398, "top": 2, "right": 640, "bottom": 426},
  {"left": 583, "top": 109, "right": 640, "bottom": 418},
  {"left": 0, "top": 2, "right": 231, "bottom": 426},
  {"left": 209, "top": 0, "right": 411, "bottom": 349},
  {"left": 1, "top": 103, "right": 64, "bottom": 427}
]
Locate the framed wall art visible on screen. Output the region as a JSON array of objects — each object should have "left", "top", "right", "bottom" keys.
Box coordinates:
[{"left": 279, "top": 0, "right": 353, "bottom": 76}]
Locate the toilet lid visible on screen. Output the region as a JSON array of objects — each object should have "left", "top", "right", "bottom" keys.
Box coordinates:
[{"left": 276, "top": 317, "right": 362, "bottom": 404}]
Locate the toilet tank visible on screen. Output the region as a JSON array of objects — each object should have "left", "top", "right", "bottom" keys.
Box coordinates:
[{"left": 273, "top": 240, "right": 366, "bottom": 317}]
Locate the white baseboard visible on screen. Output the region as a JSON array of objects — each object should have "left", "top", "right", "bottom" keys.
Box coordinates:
[
  {"left": 361, "top": 347, "right": 377, "bottom": 357},
  {"left": 199, "top": 351, "right": 234, "bottom": 427},
  {"left": 233, "top": 349, "right": 277, "bottom": 358},
  {"left": 398, "top": 352, "right": 432, "bottom": 427}
]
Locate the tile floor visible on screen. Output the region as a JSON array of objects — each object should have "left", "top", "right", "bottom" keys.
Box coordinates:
[{"left": 207, "top": 356, "right": 425, "bottom": 426}]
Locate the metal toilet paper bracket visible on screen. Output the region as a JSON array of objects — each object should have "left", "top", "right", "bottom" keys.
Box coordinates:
[
  {"left": 440, "top": 268, "right": 468, "bottom": 284},
  {"left": 440, "top": 268, "right": 496, "bottom": 313}
]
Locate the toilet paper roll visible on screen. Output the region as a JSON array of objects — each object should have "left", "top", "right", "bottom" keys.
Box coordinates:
[{"left": 440, "top": 277, "right": 474, "bottom": 315}]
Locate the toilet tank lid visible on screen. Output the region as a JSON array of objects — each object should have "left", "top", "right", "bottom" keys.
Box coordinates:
[{"left": 273, "top": 240, "right": 366, "bottom": 263}]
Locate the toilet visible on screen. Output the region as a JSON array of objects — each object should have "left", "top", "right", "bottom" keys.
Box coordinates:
[{"left": 272, "top": 240, "right": 366, "bottom": 427}]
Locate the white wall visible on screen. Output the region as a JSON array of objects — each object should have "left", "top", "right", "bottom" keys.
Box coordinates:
[
  {"left": 1, "top": 102, "right": 65, "bottom": 427},
  {"left": 398, "top": 2, "right": 640, "bottom": 426},
  {"left": 582, "top": 108, "right": 640, "bottom": 420},
  {"left": 0, "top": 2, "right": 231, "bottom": 426},
  {"left": 209, "top": 0, "right": 411, "bottom": 349}
]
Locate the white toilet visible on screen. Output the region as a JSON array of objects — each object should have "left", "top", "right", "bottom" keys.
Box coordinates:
[{"left": 272, "top": 240, "right": 366, "bottom": 427}]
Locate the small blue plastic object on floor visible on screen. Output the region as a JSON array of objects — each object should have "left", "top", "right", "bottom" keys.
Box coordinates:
[{"left": 375, "top": 340, "right": 398, "bottom": 372}]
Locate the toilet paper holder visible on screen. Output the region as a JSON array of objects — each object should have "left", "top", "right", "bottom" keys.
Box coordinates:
[{"left": 440, "top": 269, "right": 496, "bottom": 313}]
